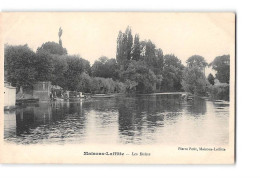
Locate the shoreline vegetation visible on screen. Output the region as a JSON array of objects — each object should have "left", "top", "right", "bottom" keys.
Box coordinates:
[{"left": 4, "top": 26, "right": 230, "bottom": 102}]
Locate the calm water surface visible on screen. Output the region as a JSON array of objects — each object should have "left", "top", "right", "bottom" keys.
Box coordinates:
[{"left": 4, "top": 94, "right": 229, "bottom": 145}]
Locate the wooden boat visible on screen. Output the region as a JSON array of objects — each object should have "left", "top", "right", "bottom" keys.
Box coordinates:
[{"left": 91, "top": 94, "right": 115, "bottom": 98}]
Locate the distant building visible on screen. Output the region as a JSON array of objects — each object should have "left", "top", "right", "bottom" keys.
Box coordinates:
[
  {"left": 33, "top": 81, "right": 52, "bottom": 101},
  {"left": 4, "top": 82, "right": 16, "bottom": 109}
]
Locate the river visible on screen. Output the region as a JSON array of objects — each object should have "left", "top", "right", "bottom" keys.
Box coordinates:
[{"left": 4, "top": 93, "right": 229, "bottom": 145}]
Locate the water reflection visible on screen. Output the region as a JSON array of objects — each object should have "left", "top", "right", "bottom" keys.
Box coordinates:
[{"left": 4, "top": 94, "right": 229, "bottom": 145}]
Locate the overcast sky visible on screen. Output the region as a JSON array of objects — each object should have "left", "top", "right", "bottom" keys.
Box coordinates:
[{"left": 2, "top": 12, "right": 235, "bottom": 68}]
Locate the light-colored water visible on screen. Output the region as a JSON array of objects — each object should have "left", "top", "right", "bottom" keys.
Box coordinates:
[{"left": 4, "top": 94, "right": 229, "bottom": 145}]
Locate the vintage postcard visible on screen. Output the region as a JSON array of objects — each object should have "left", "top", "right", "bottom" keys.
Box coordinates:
[{"left": 0, "top": 12, "right": 235, "bottom": 164}]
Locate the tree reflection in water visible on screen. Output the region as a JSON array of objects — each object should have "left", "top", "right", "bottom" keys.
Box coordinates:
[{"left": 4, "top": 94, "right": 229, "bottom": 145}]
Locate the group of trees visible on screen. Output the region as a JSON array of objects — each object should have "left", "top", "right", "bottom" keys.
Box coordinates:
[
  {"left": 4, "top": 43, "right": 123, "bottom": 94},
  {"left": 4, "top": 26, "right": 230, "bottom": 98},
  {"left": 181, "top": 54, "right": 230, "bottom": 98},
  {"left": 4, "top": 44, "right": 62, "bottom": 90},
  {"left": 115, "top": 26, "right": 184, "bottom": 93},
  {"left": 207, "top": 55, "right": 230, "bottom": 100}
]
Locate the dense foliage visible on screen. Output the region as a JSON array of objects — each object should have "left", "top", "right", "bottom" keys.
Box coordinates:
[
  {"left": 4, "top": 26, "right": 230, "bottom": 99},
  {"left": 161, "top": 54, "right": 184, "bottom": 92},
  {"left": 208, "top": 83, "right": 229, "bottom": 101},
  {"left": 5, "top": 45, "right": 37, "bottom": 88},
  {"left": 186, "top": 55, "right": 208, "bottom": 68},
  {"left": 91, "top": 56, "right": 119, "bottom": 80},
  {"left": 4, "top": 43, "right": 124, "bottom": 94},
  {"left": 210, "top": 55, "right": 230, "bottom": 84},
  {"left": 207, "top": 73, "right": 215, "bottom": 85},
  {"left": 37, "top": 41, "right": 67, "bottom": 55},
  {"left": 181, "top": 65, "right": 208, "bottom": 96},
  {"left": 122, "top": 60, "right": 157, "bottom": 93},
  {"left": 115, "top": 27, "right": 184, "bottom": 93}
]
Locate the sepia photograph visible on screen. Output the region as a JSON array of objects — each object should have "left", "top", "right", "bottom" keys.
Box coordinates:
[{"left": 0, "top": 12, "right": 235, "bottom": 164}]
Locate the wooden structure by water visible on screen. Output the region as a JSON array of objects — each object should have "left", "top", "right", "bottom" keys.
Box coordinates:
[{"left": 16, "top": 98, "right": 39, "bottom": 105}]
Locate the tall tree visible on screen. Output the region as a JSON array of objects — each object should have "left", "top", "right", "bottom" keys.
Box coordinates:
[
  {"left": 116, "top": 31, "right": 127, "bottom": 70},
  {"left": 116, "top": 26, "right": 133, "bottom": 70},
  {"left": 130, "top": 34, "right": 141, "bottom": 61},
  {"left": 140, "top": 40, "right": 164, "bottom": 75},
  {"left": 116, "top": 31, "right": 124, "bottom": 63},
  {"left": 143, "top": 40, "right": 157, "bottom": 69},
  {"left": 125, "top": 26, "right": 133, "bottom": 61},
  {"left": 210, "top": 55, "right": 230, "bottom": 84}
]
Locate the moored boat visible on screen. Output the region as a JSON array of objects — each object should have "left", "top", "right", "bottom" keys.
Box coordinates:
[{"left": 91, "top": 94, "right": 115, "bottom": 98}]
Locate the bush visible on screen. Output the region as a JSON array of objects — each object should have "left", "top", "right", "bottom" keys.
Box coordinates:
[{"left": 208, "top": 84, "right": 229, "bottom": 101}]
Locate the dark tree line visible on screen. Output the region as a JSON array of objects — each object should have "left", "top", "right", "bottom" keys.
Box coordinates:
[{"left": 4, "top": 26, "right": 230, "bottom": 97}]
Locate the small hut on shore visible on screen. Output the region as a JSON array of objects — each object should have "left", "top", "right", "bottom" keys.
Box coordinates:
[{"left": 4, "top": 82, "right": 16, "bottom": 109}]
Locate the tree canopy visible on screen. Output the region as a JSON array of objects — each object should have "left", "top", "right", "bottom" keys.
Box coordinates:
[
  {"left": 4, "top": 43, "right": 92, "bottom": 92},
  {"left": 34, "top": 51, "right": 53, "bottom": 81},
  {"left": 210, "top": 55, "right": 230, "bottom": 84},
  {"left": 37, "top": 41, "right": 67, "bottom": 55},
  {"left": 122, "top": 60, "right": 157, "bottom": 93},
  {"left": 186, "top": 55, "right": 208, "bottom": 68},
  {"left": 4, "top": 25, "right": 230, "bottom": 97},
  {"left": 161, "top": 54, "right": 184, "bottom": 92},
  {"left": 181, "top": 65, "right": 208, "bottom": 95},
  {"left": 4, "top": 45, "right": 37, "bottom": 87},
  {"left": 91, "top": 56, "right": 119, "bottom": 80}
]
